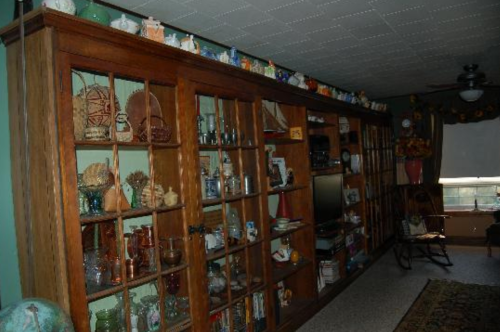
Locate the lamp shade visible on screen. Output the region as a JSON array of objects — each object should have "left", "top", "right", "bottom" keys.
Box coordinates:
[{"left": 459, "top": 89, "right": 483, "bottom": 102}]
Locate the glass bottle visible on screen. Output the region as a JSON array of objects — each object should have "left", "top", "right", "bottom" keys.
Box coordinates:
[
  {"left": 140, "top": 225, "right": 156, "bottom": 272},
  {"left": 207, "top": 262, "right": 227, "bottom": 295}
]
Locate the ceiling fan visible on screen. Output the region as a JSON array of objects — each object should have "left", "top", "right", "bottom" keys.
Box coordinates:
[{"left": 427, "top": 64, "right": 498, "bottom": 102}]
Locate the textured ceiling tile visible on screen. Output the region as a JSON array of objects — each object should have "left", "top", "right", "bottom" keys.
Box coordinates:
[
  {"left": 288, "top": 14, "right": 337, "bottom": 34},
  {"left": 382, "top": 6, "right": 431, "bottom": 27},
  {"left": 103, "top": 0, "right": 154, "bottom": 10},
  {"left": 243, "top": 42, "right": 281, "bottom": 57},
  {"left": 200, "top": 24, "right": 247, "bottom": 43},
  {"left": 436, "top": 15, "right": 483, "bottom": 34},
  {"left": 187, "top": 0, "right": 248, "bottom": 17},
  {"left": 349, "top": 23, "right": 393, "bottom": 39},
  {"left": 244, "top": 0, "right": 302, "bottom": 12},
  {"left": 282, "top": 38, "right": 320, "bottom": 52},
  {"left": 169, "top": 12, "right": 220, "bottom": 33},
  {"left": 430, "top": 2, "right": 485, "bottom": 23},
  {"left": 242, "top": 19, "right": 291, "bottom": 36},
  {"left": 320, "top": 36, "right": 362, "bottom": 50},
  {"left": 319, "top": 0, "right": 371, "bottom": 19},
  {"left": 334, "top": 9, "right": 385, "bottom": 30},
  {"left": 307, "top": 0, "right": 335, "bottom": 5},
  {"left": 216, "top": 6, "right": 273, "bottom": 27},
  {"left": 267, "top": 1, "right": 323, "bottom": 23},
  {"left": 368, "top": 0, "right": 426, "bottom": 15},
  {"left": 306, "top": 25, "right": 351, "bottom": 43},
  {"left": 422, "top": 0, "right": 478, "bottom": 11},
  {"left": 360, "top": 32, "right": 400, "bottom": 46},
  {"left": 392, "top": 19, "right": 437, "bottom": 36},
  {"left": 229, "top": 34, "right": 265, "bottom": 50},
  {"left": 262, "top": 30, "right": 307, "bottom": 47},
  {"left": 134, "top": 0, "right": 195, "bottom": 22}
]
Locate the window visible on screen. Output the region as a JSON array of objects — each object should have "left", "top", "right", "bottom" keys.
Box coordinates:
[{"left": 440, "top": 177, "right": 500, "bottom": 210}]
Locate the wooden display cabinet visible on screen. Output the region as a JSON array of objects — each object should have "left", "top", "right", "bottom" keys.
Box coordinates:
[{"left": 1, "top": 8, "right": 394, "bottom": 332}]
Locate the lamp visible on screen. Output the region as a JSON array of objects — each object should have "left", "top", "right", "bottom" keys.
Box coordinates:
[{"left": 459, "top": 88, "right": 483, "bottom": 102}]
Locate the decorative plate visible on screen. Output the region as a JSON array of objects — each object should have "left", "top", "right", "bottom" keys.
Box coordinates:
[{"left": 125, "top": 90, "right": 162, "bottom": 134}]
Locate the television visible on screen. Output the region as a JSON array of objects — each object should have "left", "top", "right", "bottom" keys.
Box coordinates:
[{"left": 313, "top": 173, "right": 343, "bottom": 227}]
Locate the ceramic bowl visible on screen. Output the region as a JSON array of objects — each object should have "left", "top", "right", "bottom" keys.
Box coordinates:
[{"left": 276, "top": 218, "right": 290, "bottom": 230}]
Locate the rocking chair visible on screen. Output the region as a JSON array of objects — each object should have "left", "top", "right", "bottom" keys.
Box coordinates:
[{"left": 393, "top": 185, "right": 453, "bottom": 270}]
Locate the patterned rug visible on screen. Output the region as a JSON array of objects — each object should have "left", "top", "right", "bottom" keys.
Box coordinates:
[{"left": 395, "top": 279, "right": 500, "bottom": 332}]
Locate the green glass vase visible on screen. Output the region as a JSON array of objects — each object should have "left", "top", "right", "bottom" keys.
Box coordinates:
[{"left": 79, "top": 0, "right": 110, "bottom": 26}]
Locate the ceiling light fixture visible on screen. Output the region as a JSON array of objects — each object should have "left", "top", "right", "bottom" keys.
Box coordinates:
[{"left": 459, "top": 88, "right": 483, "bottom": 102}]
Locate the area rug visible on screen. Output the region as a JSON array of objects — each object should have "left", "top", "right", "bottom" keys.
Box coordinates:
[{"left": 395, "top": 279, "right": 500, "bottom": 332}]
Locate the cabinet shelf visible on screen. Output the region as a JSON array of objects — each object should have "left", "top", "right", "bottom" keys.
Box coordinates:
[
  {"left": 267, "top": 184, "right": 307, "bottom": 195},
  {"left": 271, "top": 223, "right": 309, "bottom": 240},
  {"left": 160, "top": 262, "right": 189, "bottom": 275},
  {"left": 307, "top": 121, "right": 336, "bottom": 128},
  {"left": 264, "top": 138, "right": 305, "bottom": 145},
  {"left": 272, "top": 258, "right": 311, "bottom": 284},
  {"left": 86, "top": 284, "right": 125, "bottom": 302},
  {"left": 277, "top": 298, "right": 315, "bottom": 329},
  {"left": 166, "top": 318, "right": 192, "bottom": 332},
  {"left": 80, "top": 204, "right": 186, "bottom": 224}
]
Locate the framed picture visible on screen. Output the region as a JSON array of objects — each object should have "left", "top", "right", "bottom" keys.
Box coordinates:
[
  {"left": 200, "top": 155, "right": 211, "bottom": 175},
  {"left": 270, "top": 157, "right": 287, "bottom": 187},
  {"left": 344, "top": 188, "right": 360, "bottom": 205}
]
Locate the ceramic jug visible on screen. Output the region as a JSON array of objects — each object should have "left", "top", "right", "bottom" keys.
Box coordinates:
[
  {"left": 110, "top": 14, "right": 139, "bottom": 34},
  {"left": 180, "top": 35, "right": 200, "bottom": 54},
  {"left": 79, "top": 0, "right": 110, "bottom": 26},
  {"left": 165, "top": 33, "right": 180, "bottom": 48},
  {"left": 42, "top": 0, "right": 75, "bottom": 15}
]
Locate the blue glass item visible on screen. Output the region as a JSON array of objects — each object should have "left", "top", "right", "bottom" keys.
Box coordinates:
[
  {"left": 201, "top": 46, "right": 218, "bottom": 60},
  {"left": 229, "top": 47, "right": 241, "bottom": 67},
  {"left": 205, "top": 177, "right": 218, "bottom": 199},
  {"left": 85, "top": 188, "right": 104, "bottom": 215},
  {"left": 79, "top": 0, "right": 111, "bottom": 26}
]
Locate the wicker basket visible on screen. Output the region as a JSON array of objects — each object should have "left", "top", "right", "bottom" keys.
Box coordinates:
[
  {"left": 84, "top": 126, "right": 110, "bottom": 141},
  {"left": 115, "top": 112, "right": 133, "bottom": 142},
  {"left": 138, "top": 115, "right": 172, "bottom": 143},
  {"left": 141, "top": 181, "right": 165, "bottom": 208},
  {"left": 72, "top": 71, "right": 88, "bottom": 141}
]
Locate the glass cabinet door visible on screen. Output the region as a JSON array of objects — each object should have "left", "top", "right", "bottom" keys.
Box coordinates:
[
  {"left": 195, "top": 94, "right": 268, "bottom": 332},
  {"left": 68, "top": 66, "right": 193, "bottom": 332}
]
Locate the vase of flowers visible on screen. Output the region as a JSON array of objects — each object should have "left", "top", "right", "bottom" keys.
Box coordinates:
[{"left": 395, "top": 137, "right": 431, "bottom": 185}]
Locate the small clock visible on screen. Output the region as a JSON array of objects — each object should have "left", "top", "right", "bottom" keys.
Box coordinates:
[
  {"left": 341, "top": 148, "right": 351, "bottom": 163},
  {"left": 402, "top": 118, "right": 412, "bottom": 128}
]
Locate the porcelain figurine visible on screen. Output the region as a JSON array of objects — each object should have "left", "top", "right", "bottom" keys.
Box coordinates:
[
  {"left": 141, "top": 17, "right": 164, "bottom": 43},
  {"left": 180, "top": 35, "right": 200, "bottom": 54},
  {"left": 318, "top": 84, "right": 331, "bottom": 97},
  {"left": 79, "top": 0, "right": 110, "bottom": 26},
  {"left": 42, "top": 0, "right": 75, "bottom": 15},
  {"left": 250, "top": 60, "right": 264, "bottom": 75},
  {"left": 163, "top": 187, "right": 179, "bottom": 207},
  {"left": 241, "top": 57, "right": 251, "bottom": 71},
  {"left": 218, "top": 51, "right": 230, "bottom": 64},
  {"left": 287, "top": 73, "right": 299, "bottom": 86},
  {"left": 165, "top": 33, "right": 180, "bottom": 48},
  {"left": 229, "top": 47, "right": 240, "bottom": 67},
  {"left": 331, "top": 88, "right": 338, "bottom": 99},
  {"left": 294, "top": 72, "right": 307, "bottom": 89},
  {"left": 305, "top": 77, "right": 318, "bottom": 92},
  {"left": 110, "top": 14, "right": 139, "bottom": 34},
  {"left": 264, "top": 60, "right": 276, "bottom": 79},
  {"left": 276, "top": 70, "right": 289, "bottom": 83},
  {"left": 201, "top": 46, "right": 218, "bottom": 60}
]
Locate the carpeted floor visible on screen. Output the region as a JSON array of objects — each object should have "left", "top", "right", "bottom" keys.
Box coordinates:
[{"left": 298, "top": 245, "right": 500, "bottom": 332}]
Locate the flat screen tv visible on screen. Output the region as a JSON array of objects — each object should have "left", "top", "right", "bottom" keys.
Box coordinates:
[{"left": 313, "top": 173, "right": 343, "bottom": 225}]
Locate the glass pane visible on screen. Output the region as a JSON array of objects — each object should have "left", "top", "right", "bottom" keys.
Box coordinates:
[
  {"left": 72, "top": 69, "right": 116, "bottom": 142},
  {"left": 150, "top": 82, "right": 177, "bottom": 144},
  {"left": 244, "top": 196, "right": 262, "bottom": 244},
  {"left": 209, "top": 308, "right": 230, "bottom": 332},
  {"left": 242, "top": 150, "right": 260, "bottom": 195},
  {"left": 131, "top": 281, "right": 161, "bottom": 332},
  {"left": 200, "top": 150, "right": 221, "bottom": 200},
  {"left": 219, "top": 98, "right": 238, "bottom": 146},
  {"left": 123, "top": 216, "right": 157, "bottom": 280},
  {"left": 238, "top": 101, "right": 256, "bottom": 147},
  {"left": 119, "top": 147, "right": 150, "bottom": 211},
  {"left": 163, "top": 269, "right": 191, "bottom": 327},
  {"left": 223, "top": 150, "right": 242, "bottom": 198},
  {"left": 226, "top": 201, "right": 244, "bottom": 248},
  {"left": 153, "top": 148, "right": 182, "bottom": 208},
  {"left": 197, "top": 95, "right": 219, "bottom": 146},
  {"left": 248, "top": 244, "right": 265, "bottom": 291},
  {"left": 115, "top": 75, "right": 144, "bottom": 143},
  {"left": 204, "top": 205, "right": 225, "bottom": 256},
  {"left": 88, "top": 292, "right": 123, "bottom": 332},
  {"left": 232, "top": 298, "right": 248, "bottom": 332},
  {"left": 81, "top": 220, "right": 121, "bottom": 295},
  {"left": 207, "top": 257, "right": 229, "bottom": 311},
  {"left": 229, "top": 250, "right": 247, "bottom": 298},
  {"left": 251, "top": 291, "right": 267, "bottom": 332},
  {"left": 157, "top": 209, "right": 186, "bottom": 271}
]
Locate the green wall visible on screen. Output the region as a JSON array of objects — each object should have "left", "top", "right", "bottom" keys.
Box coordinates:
[{"left": 0, "top": 0, "right": 22, "bottom": 307}]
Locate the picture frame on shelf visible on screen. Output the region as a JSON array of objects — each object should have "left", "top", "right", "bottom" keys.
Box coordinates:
[
  {"left": 270, "top": 157, "right": 287, "bottom": 187},
  {"left": 344, "top": 188, "right": 360, "bottom": 205}
]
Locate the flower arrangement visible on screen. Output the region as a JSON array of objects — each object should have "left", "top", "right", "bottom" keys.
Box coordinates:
[{"left": 395, "top": 137, "right": 432, "bottom": 159}]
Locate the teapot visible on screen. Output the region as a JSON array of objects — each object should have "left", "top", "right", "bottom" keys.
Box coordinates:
[
  {"left": 110, "top": 14, "right": 139, "bottom": 34},
  {"left": 165, "top": 33, "right": 180, "bottom": 48},
  {"left": 163, "top": 187, "right": 179, "bottom": 207},
  {"left": 180, "top": 35, "right": 200, "bottom": 54},
  {"left": 218, "top": 51, "right": 230, "bottom": 64},
  {"left": 42, "top": 0, "right": 75, "bottom": 15}
]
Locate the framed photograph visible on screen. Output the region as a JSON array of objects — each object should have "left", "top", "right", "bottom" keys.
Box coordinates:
[
  {"left": 200, "top": 155, "right": 211, "bottom": 175},
  {"left": 270, "top": 157, "right": 287, "bottom": 187},
  {"left": 344, "top": 188, "right": 360, "bottom": 205}
]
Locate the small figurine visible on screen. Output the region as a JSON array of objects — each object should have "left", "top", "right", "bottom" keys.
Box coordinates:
[
  {"left": 331, "top": 88, "right": 338, "bottom": 99},
  {"left": 264, "top": 60, "right": 276, "bottom": 79},
  {"left": 201, "top": 46, "right": 218, "bottom": 60},
  {"left": 163, "top": 187, "right": 179, "bottom": 207},
  {"left": 164, "top": 33, "right": 180, "bottom": 48},
  {"left": 250, "top": 60, "right": 265, "bottom": 75},
  {"left": 110, "top": 14, "right": 139, "bottom": 34},
  {"left": 141, "top": 17, "right": 164, "bottom": 43},
  {"left": 294, "top": 72, "right": 308, "bottom": 89},
  {"left": 305, "top": 77, "right": 318, "bottom": 92},
  {"left": 229, "top": 46, "right": 240, "bottom": 67},
  {"left": 240, "top": 57, "right": 251, "bottom": 71},
  {"left": 275, "top": 70, "right": 289, "bottom": 83},
  {"left": 288, "top": 73, "right": 299, "bottom": 86},
  {"left": 218, "top": 51, "right": 230, "bottom": 64},
  {"left": 180, "top": 34, "right": 200, "bottom": 54}
]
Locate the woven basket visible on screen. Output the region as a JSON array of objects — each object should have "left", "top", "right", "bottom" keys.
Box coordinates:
[
  {"left": 82, "top": 163, "right": 111, "bottom": 187},
  {"left": 141, "top": 181, "right": 165, "bottom": 208},
  {"left": 72, "top": 71, "right": 88, "bottom": 141},
  {"left": 138, "top": 115, "right": 172, "bottom": 143},
  {"left": 85, "top": 82, "right": 121, "bottom": 127},
  {"left": 115, "top": 112, "right": 133, "bottom": 142}
]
